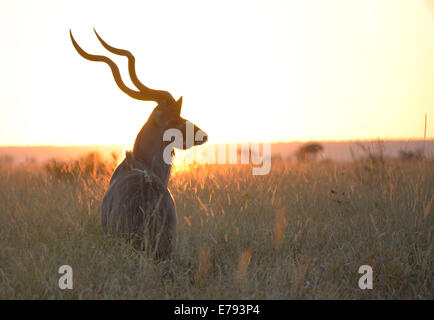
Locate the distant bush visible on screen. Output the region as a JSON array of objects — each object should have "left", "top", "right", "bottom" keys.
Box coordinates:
[
  {"left": 398, "top": 149, "right": 424, "bottom": 161},
  {"left": 0, "top": 155, "right": 14, "bottom": 167},
  {"left": 351, "top": 140, "right": 385, "bottom": 164},
  {"left": 295, "top": 142, "right": 324, "bottom": 162},
  {"left": 349, "top": 140, "right": 391, "bottom": 176},
  {"left": 45, "top": 152, "right": 118, "bottom": 182}
]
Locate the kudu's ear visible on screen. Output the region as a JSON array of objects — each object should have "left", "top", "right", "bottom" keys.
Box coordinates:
[
  {"left": 173, "top": 96, "right": 183, "bottom": 116},
  {"left": 151, "top": 97, "right": 182, "bottom": 127}
]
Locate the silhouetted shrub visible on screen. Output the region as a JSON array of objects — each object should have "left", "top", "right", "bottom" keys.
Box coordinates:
[
  {"left": 0, "top": 155, "right": 14, "bottom": 167},
  {"left": 399, "top": 149, "right": 424, "bottom": 161},
  {"left": 295, "top": 142, "right": 324, "bottom": 162},
  {"left": 45, "top": 152, "right": 118, "bottom": 182},
  {"left": 350, "top": 140, "right": 388, "bottom": 172}
]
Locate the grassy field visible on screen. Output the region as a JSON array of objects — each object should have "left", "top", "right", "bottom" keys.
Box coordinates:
[{"left": 0, "top": 154, "right": 432, "bottom": 299}]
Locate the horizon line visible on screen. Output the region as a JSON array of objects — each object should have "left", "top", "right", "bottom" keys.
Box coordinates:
[{"left": 0, "top": 137, "right": 433, "bottom": 148}]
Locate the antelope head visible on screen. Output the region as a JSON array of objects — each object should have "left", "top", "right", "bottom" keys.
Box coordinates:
[{"left": 69, "top": 29, "right": 208, "bottom": 158}]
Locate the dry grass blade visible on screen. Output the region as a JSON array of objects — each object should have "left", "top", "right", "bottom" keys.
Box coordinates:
[
  {"left": 236, "top": 249, "right": 252, "bottom": 281},
  {"left": 196, "top": 246, "right": 211, "bottom": 284}
]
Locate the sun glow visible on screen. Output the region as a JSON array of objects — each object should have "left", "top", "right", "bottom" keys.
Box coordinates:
[{"left": 0, "top": 0, "right": 433, "bottom": 146}]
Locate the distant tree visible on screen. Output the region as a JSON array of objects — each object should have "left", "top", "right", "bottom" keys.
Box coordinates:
[
  {"left": 0, "top": 155, "right": 14, "bottom": 167},
  {"left": 399, "top": 149, "right": 424, "bottom": 161},
  {"left": 296, "top": 143, "right": 324, "bottom": 162}
]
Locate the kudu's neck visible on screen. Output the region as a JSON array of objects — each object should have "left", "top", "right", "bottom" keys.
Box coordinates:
[{"left": 132, "top": 122, "right": 173, "bottom": 186}]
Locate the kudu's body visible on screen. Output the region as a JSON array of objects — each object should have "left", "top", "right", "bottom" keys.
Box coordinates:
[{"left": 70, "top": 29, "right": 207, "bottom": 259}]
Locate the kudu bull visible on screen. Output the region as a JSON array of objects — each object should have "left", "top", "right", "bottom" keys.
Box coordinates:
[{"left": 70, "top": 29, "right": 208, "bottom": 260}]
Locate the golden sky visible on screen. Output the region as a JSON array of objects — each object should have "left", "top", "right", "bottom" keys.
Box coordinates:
[{"left": 0, "top": 0, "right": 433, "bottom": 146}]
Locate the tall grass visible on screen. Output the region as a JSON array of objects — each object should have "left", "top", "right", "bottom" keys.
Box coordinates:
[{"left": 0, "top": 156, "right": 432, "bottom": 299}]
